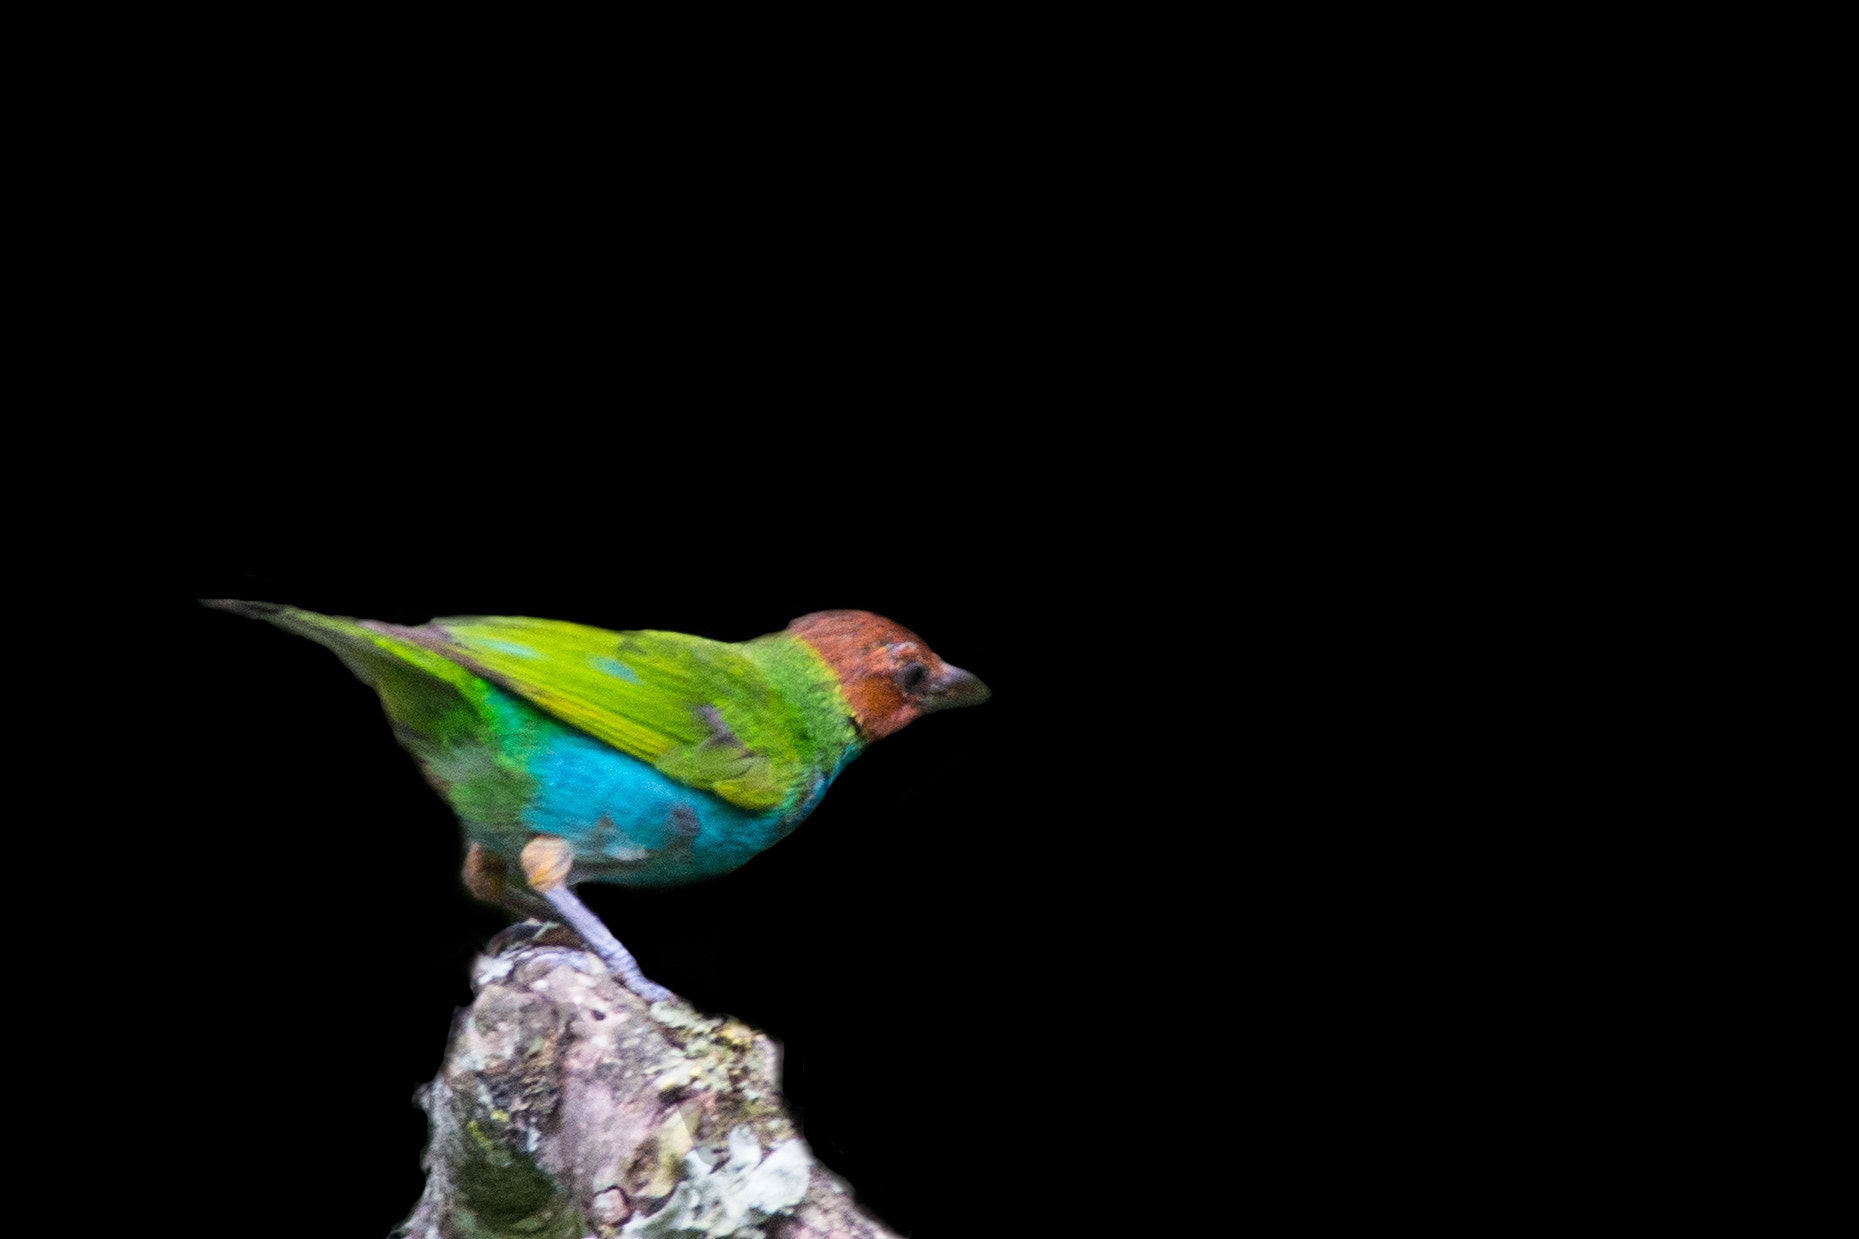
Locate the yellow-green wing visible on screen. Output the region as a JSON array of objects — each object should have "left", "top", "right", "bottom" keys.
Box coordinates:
[{"left": 415, "top": 616, "right": 798, "bottom": 811}]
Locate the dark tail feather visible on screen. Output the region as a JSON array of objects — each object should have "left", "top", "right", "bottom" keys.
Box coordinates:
[
  {"left": 202, "top": 599, "right": 482, "bottom": 731},
  {"left": 200, "top": 598, "right": 287, "bottom": 618}
]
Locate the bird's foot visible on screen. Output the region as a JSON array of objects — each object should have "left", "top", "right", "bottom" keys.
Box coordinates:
[
  {"left": 606, "top": 962, "right": 673, "bottom": 1004},
  {"left": 522, "top": 837, "right": 673, "bottom": 1003},
  {"left": 538, "top": 889, "right": 673, "bottom": 1001},
  {"left": 556, "top": 910, "right": 671, "bottom": 1000}
]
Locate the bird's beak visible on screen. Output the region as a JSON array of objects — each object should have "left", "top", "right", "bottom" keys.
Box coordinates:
[{"left": 924, "top": 663, "right": 991, "bottom": 711}]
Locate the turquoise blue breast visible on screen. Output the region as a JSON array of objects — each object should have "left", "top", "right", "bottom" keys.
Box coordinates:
[
  {"left": 522, "top": 728, "right": 834, "bottom": 885},
  {"left": 405, "top": 682, "right": 852, "bottom": 887}
]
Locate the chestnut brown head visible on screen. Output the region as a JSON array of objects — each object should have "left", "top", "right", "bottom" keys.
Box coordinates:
[{"left": 786, "top": 610, "right": 990, "bottom": 741}]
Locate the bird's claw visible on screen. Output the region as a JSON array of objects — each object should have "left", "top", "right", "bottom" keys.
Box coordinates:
[
  {"left": 624, "top": 974, "right": 674, "bottom": 1003},
  {"left": 536, "top": 882, "right": 675, "bottom": 1003}
]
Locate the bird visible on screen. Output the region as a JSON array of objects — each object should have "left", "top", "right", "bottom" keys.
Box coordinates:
[{"left": 204, "top": 601, "right": 990, "bottom": 1001}]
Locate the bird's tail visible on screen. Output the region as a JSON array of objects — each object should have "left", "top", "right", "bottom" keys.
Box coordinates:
[
  {"left": 202, "top": 599, "right": 493, "bottom": 735},
  {"left": 203, "top": 599, "right": 400, "bottom": 680}
]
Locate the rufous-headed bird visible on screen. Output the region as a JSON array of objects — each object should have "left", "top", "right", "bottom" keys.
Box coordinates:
[{"left": 205, "top": 602, "right": 990, "bottom": 1000}]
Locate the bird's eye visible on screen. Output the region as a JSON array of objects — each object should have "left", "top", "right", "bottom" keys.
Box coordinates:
[{"left": 896, "top": 662, "right": 929, "bottom": 694}]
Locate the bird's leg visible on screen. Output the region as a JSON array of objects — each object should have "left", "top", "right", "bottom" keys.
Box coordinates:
[
  {"left": 463, "top": 842, "right": 556, "bottom": 921},
  {"left": 519, "top": 835, "right": 672, "bottom": 1003}
]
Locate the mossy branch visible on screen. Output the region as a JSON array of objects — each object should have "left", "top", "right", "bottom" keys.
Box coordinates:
[{"left": 389, "top": 924, "right": 899, "bottom": 1239}]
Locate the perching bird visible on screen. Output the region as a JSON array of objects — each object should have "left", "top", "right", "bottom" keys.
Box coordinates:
[{"left": 205, "top": 601, "right": 990, "bottom": 1001}]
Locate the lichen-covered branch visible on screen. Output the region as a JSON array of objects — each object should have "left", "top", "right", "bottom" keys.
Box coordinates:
[{"left": 389, "top": 925, "right": 899, "bottom": 1239}]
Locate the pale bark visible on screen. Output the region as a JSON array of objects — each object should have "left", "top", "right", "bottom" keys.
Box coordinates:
[{"left": 390, "top": 925, "right": 900, "bottom": 1239}]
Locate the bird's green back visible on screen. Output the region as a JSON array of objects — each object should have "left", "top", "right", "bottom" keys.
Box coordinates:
[{"left": 423, "top": 616, "right": 858, "bottom": 811}]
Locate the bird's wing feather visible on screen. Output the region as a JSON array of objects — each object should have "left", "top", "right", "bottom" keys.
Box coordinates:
[{"left": 413, "top": 617, "right": 795, "bottom": 811}]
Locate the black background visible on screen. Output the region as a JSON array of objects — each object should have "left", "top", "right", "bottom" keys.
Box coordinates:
[
  {"left": 31, "top": 68, "right": 1413, "bottom": 1231},
  {"left": 31, "top": 71, "right": 1652, "bottom": 1221},
  {"left": 89, "top": 158, "right": 1246, "bottom": 1230}
]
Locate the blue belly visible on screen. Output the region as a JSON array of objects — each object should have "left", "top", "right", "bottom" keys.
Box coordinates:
[
  {"left": 522, "top": 729, "right": 822, "bottom": 886},
  {"left": 404, "top": 682, "right": 849, "bottom": 888}
]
